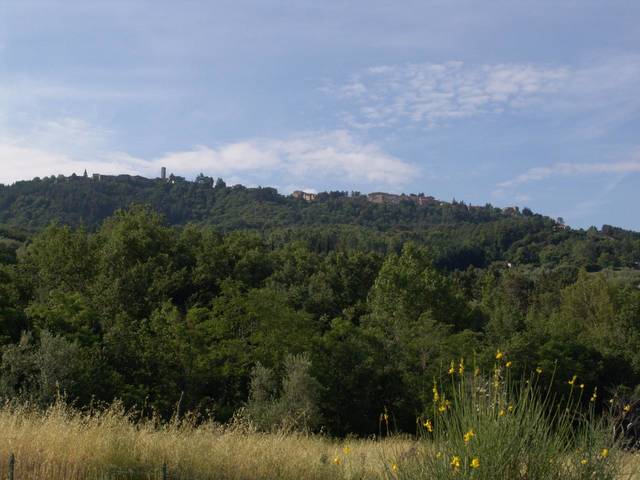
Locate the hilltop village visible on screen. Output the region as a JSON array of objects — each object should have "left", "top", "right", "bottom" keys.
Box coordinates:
[
  {"left": 44, "top": 168, "right": 444, "bottom": 208},
  {"left": 32, "top": 167, "right": 543, "bottom": 215},
  {"left": 292, "top": 190, "right": 439, "bottom": 206}
]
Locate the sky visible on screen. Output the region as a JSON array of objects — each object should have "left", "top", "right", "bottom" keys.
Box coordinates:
[{"left": 0, "top": 1, "right": 639, "bottom": 230}]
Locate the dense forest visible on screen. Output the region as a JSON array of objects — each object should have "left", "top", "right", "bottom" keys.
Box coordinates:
[
  {"left": 0, "top": 174, "right": 639, "bottom": 436},
  {"left": 0, "top": 173, "right": 511, "bottom": 231}
]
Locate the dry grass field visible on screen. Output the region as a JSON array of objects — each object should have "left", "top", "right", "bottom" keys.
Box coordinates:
[
  {"left": 0, "top": 401, "right": 638, "bottom": 480},
  {"left": 0, "top": 402, "right": 411, "bottom": 480}
]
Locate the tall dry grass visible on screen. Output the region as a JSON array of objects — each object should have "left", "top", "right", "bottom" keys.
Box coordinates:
[
  {"left": 0, "top": 398, "right": 637, "bottom": 479},
  {"left": 0, "top": 401, "right": 412, "bottom": 479}
]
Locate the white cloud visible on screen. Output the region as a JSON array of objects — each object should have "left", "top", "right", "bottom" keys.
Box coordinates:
[
  {"left": 498, "top": 158, "right": 640, "bottom": 189},
  {"left": 492, "top": 150, "right": 640, "bottom": 214},
  {"left": 0, "top": 118, "right": 131, "bottom": 182},
  {"left": 331, "top": 55, "right": 640, "bottom": 130},
  {"left": 0, "top": 144, "right": 139, "bottom": 182},
  {"left": 0, "top": 121, "right": 418, "bottom": 191},
  {"left": 0, "top": 76, "right": 171, "bottom": 106},
  {"left": 332, "top": 61, "right": 569, "bottom": 128},
  {"left": 156, "top": 143, "right": 282, "bottom": 175},
  {"left": 153, "top": 130, "right": 418, "bottom": 188}
]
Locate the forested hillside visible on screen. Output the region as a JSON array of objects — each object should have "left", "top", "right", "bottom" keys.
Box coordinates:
[
  {"left": 0, "top": 176, "right": 639, "bottom": 436},
  {"left": 1, "top": 174, "right": 639, "bottom": 272},
  {"left": 0, "top": 174, "right": 511, "bottom": 230}
]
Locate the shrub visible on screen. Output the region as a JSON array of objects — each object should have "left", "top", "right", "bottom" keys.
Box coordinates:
[
  {"left": 388, "top": 358, "right": 622, "bottom": 479},
  {"left": 244, "top": 353, "right": 322, "bottom": 433}
]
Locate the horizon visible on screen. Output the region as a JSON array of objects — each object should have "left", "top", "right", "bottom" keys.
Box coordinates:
[
  {"left": 3, "top": 167, "right": 625, "bottom": 232},
  {"left": 1, "top": 1, "right": 639, "bottom": 230}
]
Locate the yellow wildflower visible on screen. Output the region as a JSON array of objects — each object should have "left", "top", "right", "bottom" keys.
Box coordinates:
[
  {"left": 499, "top": 409, "right": 506, "bottom": 417},
  {"left": 470, "top": 457, "right": 480, "bottom": 469},
  {"left": 433, "top": 384, "right": 440, "bottom": 403},
  {"left": 438, "top": 400, "right": 450, "bottom": 414},
  {"left": 448, "top": 360, "right": 455, "bottom": 375},
  {"left": 459, "top": 358, "right": 465, "bottom": 376},
  {"left": 580, "top": 383, "right": 585, "bottom": 390},
  {"left": 568, "top": 375, "right": 577, "bottom": 386},
  {"left": 580, "top": 459, "right": 588, "bottom": 465},
  {"left": 343, "top": 446, "right": 350, "bottom": 455},
  {"left": 623, "top": 404, "right": 631, "bottom": 413},
  {"left": 391, "top": 463, "right": 398, "bottom": 472},
  {"left": 493, "top": 366, "right": 502, "bottom": 389},
  {"left": 590, "top": 387, "right": 597, "bottom": 402},
  {"left": 450, "top": 455, "right": 461, "bottom": 471},
  {"left": 423, "top": 418, "right": 433, "bottom": 432},
  {"left": 463, "top": 429, "right": 475, "bottom": 444},
  {"left": 600, "top": 448, "right": 609, "bottom": 458},
  {"left": 505, "top": 361, "right": 513, "bottom": 368},
  {"left": 333, "top": 457, "right": 341, "bottom": 465},
  {"left": 536, "top": 367, "right": 543, "bottom": 375},
  {"left": 496, "top": 350, "right": 503, "bottom": 360},
  {"left": 436, "top": 451, "right": 443, "bottom": 459},
  {"left": 508, "top": 404, "right": 514, "bottom": 413}
]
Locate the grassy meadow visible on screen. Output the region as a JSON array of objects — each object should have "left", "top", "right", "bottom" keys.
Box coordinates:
[
  {"left": 0, "top": 401, "right": 404, "bottom": 480},
  {"left": 0, "top": 404, "right": 638, "bottom": 480},
  {"left": 0, "top": 367, "right": 639, "bottom": 480}
]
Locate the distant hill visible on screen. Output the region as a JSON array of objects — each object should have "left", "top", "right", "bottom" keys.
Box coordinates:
[
  {"left": 0, "top": 173, "right": 638, "bottom": 271},
  {"left": 0, "top": 173, "right": 515, "bottom": 231}
]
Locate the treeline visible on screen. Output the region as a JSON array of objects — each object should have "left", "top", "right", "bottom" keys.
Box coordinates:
[
  {"left": 0, "top": 173, "right": 559, "bottom": 231},
  {"left": 0, "top": 205, "right": 639, "bottom": 435},
  {"left": 2, "top": 175, "right": 640, "bottom": 273}
]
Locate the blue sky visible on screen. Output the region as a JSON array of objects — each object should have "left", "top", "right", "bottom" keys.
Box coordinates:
[{"left": 1, "top": 1, "right": 639, "bottom": 230}]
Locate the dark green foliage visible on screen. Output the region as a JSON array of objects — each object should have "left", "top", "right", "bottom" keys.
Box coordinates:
[
  {"left": 0, "top": 177, "right": 638, "bottom": 436},
  {"left": 0, "top": 331, "right": 93, "bottom": 405},
  {"left": 244, "top": 353, "right": 322, "bottom": 432}
]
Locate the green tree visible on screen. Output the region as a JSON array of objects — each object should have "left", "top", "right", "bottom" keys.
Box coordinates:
[{"left": 244, "top": 353, "right": 322, "bottom": 433}]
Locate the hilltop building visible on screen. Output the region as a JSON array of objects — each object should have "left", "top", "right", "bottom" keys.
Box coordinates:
[
  {"left": 292, "top": 190, "right": 318, "bottom": 201},
  {"left": 367, "top": 192, "right": 437, "bottom": 206},
  {"left": 368, "top": 192, "right": 401, "bottom": 204},
  {"left": 503, "top": 206, "right": 520, "bottom": 216},
  {"left": 161, "top": 167, "right": 167, "bottom": 180}
]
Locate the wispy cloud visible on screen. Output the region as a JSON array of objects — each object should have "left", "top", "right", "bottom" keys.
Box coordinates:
[
  {"left": 562, "top": 174, "right": 627, "bottom": 222},
  {"left": 0, "top": 121, "right": 418, "bottom": 191},
  {"left": 498, "top": 157, "right": 640, "bottom": 189},
  {"left": 330, "top": 61, "right": 569, "bottom": 128},
  {"left": 492, "top": 150, "right": 640, "bottom": 221},
  {"left": 0, "top": 73, "right": 180, "bottom": 120},
  {"left": 330, "top": 55, "right": 640, "bottom": 131},
  {"left": 147, "top": 130, "right": 419, "bottom": 189}
]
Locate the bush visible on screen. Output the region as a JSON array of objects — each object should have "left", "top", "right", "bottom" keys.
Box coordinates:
[
  {"left": 0, "top": 331, "right": 87, "bottom": 404},
  {"left": 388, "top": 358, "right": 621, "bottom": 479},
  {"left": 244, "top": 353, "right": 322, "bottom": 433}
]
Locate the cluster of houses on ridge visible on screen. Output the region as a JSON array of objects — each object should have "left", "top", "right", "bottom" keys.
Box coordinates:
[
  {"left": 291, "top": 190, "right": 439, "bottom": 206},
  {"left": 52, "top": 167, "right": 522, "bottom": 214},
  {"left": 47, "top": 168, "right": 560, "bottom": 223},
  {"left": 51, "top": 167, "right": 182, "bottom": 184}
]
